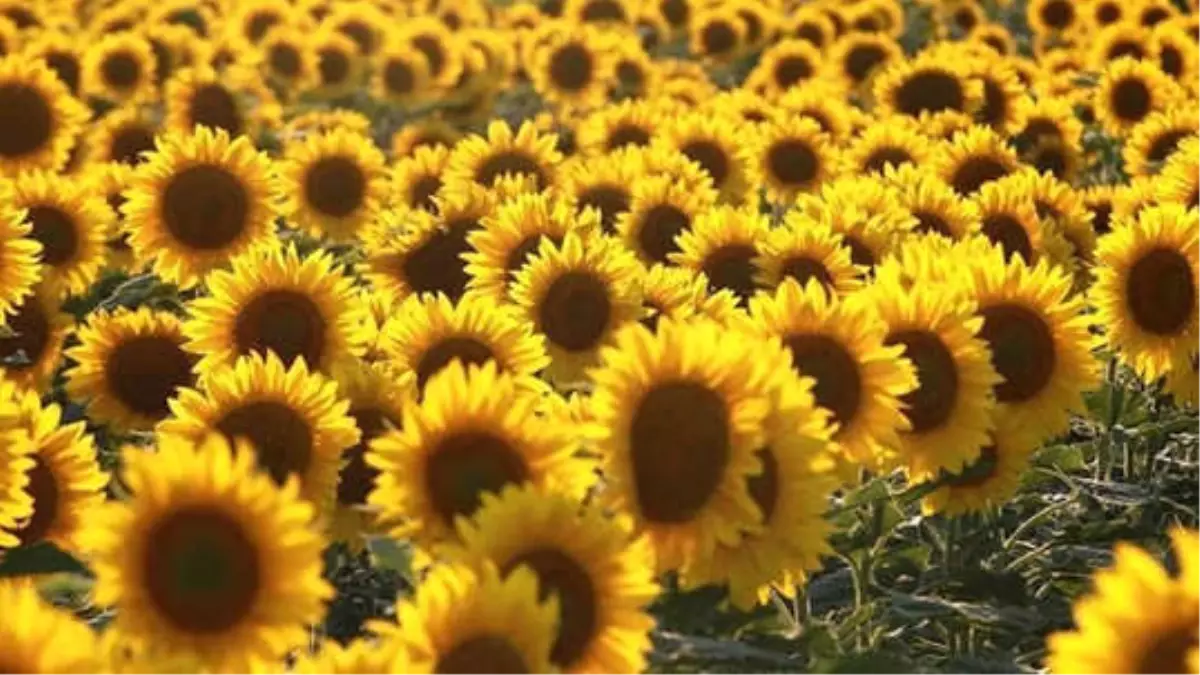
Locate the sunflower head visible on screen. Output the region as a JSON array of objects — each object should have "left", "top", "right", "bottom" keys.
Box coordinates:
[
  {"left": 276, "top": 128, "right": 388, "bottom": 241},
  {"left": 0, "top": 56, "right": 88, "bottom": 175}
]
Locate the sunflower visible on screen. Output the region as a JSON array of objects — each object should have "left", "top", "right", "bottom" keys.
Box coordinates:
[
  {"left": 971, "top": 23, "right": 1017, "bottom": 56},
  {"left": 1123, "top": 103, "right": 1199, "bottom": 177},
  {"left": 573, "top": 98, "right": 663, "bottom": 156},
  {"left": 840, "top": 116, "right": 933, "bottom": 176},
  {"left": 671, "top": 206, "right": 767, "bottom": 304},
  {"left": 276, "top": 129, "right": 387, "bottom": 242},
  {"left": 394, "top": 562, "right": 558, "bottom": 673},
  {"left": 464, "top": 191, "right": 598, "bottom": 301},
  {"left": 1089, "top": 22, "right": 1154, "bottom": 68},
  {"left": 654, "top": 112, "right": 751, "bottom": 204},
  {"left": 1046, "top": 528, "right": 1199, "bottom": 675},
  {"left": 1011, "top": 170, "right": 1098, "bottom": 271},
  {"left": 825, "top": 33, "right": 903, "bottom": 91},
  {"left": 1138, "top": 0, "right": 1179, "bottom": 28},
  {"left": 886, "top": 164, "right": 979, "bottom": 240},
  {"left": 163, "top": 65, "right": 278, "bottom": 139},
  {"left": 632, "top": 144, "right": 720, "bottom": 197},
  {"left": 372, "top": 40, "right": 433, "bottom": 105},
  {"left": 444, "top": 120, "right": 561, "bottom": 195},
  {"left": 557, "top": 151, "right": 641, "bottom": 235},
  {"left": 20, "top": 29, "right": 85, "bottom": 97},
  {"left": 383, "top": 292, "right": 549, "bottom": 392},
  {"left": 936, "top": 0, "right": 984, "bottom": 38},
  {"left": 327, "top": 360, "right": 411, "bottom": 552},
  {"left": 1157, "top": 137, "right": 1200, "bottom": 208},
  {"left": 1164, "top": 349, "right": 1199, "bottom": 408},
  {"left": 10, "top": 170, "right": 110, "bottom": 299},
  {"left": 258, "top": 26, "right": 319, "bottom": 94},
  {"left": 0, "top": 396, "right": 31, "bottom": 548},
  {"left": 390, "top": 145, "right": 450, "bottom": 214},
  {"left": 964, "top": 248, "right": 1099, "bottom": 446},
  {"left": 2, "top": 386, "right": 106, "bottom": 553},
  {"left": 0, "top": 185, "right": 44, "bottom": 319},
  {"left": 361, "top": 208, "right": 479, "bottom": 306},
  {"left": 1094, "top": 58, "right": 1186, "bottom": 137},
  {"left": 742, "top": 116, "right": 833, "bottom": 204},
  {"left": 0, "top": 284, "right": 70, "bottom": 392},
  {"left": 83, "top": 32, "right": 157, "bottom": 103},
  {"left": 512, "top": 234, "right": 643, "bottom": 384},
  {"left": 777, "top": 85, "right": 859, "bottom": 144},
  {"left": 142, "top": 23, "right": 208, "bottom": 88},
  {"left": 963, "top": 57, "right": 1025, "bottom": 135},
  {"left": 84, "top": 107, "right": 157, "bottom": 168},
  {"left": 970, "top": 178, "right": 1047, "bottom": 265},
  {"left": 1085, "top": 0, "right": 1126, "bottom": 30},
  {"left": 865, "top": 277, "right": 1000, "bottom": 480},
  {"left": 873, "top": 53, "right": 982, "bottom": 130},
  {"left": 0, "top": 582, "right": 101, "bottom": 672},
  {"left": 753, "top": 215, "right": 863, "bottom": 295},
  {"left": 1092, "top": 204, "right": 1199, "bottom": 381},
  {"left": 748, "top": 39, "right": 823, "bottom": 98},
  {"left": 449, "top": 484, "right": 658, "bottom": 672},
  {"left": 936, "top": 125, "right": 1021, "bottom": 196},
  {"left": 680, "top": 363, "right": 838, "bottom": 608},
  {"left": 367, "top": 361, "right": 590, "bottom": 548},
  {"left": 921, "top": 426, "right": 1036, "bottom": 516},
  {"left": 122, "top": 126, "right": 277, "bottom": 288},
  {"left": 689, "top": 7, "right": 746, "bottom": 63},
  {"left": 1028, "top": 0, "right": 1079, "bottom": 35},
  {"left": 293, "top": 636, "right": 409, "bottom": 675},
  {"left": 311, "top": 30, "right": 363, "bottom": 99},
  {"left": 1082, "top": 185, "right": 1117, "bottom": 236},
  {"left": 325, "top": 1, "right": 387, "bottom": 58},
  {"left": 587, "top": 318, "right": 780, "bottom": 571},
  {"left": 183, "top": 246, "right": 367, "bottom": 376},
  {"left": 637, "top": 264, "right": 712, "bottom": 329},
  {"left": 0, "top": 57, "right": 88, "bottom": 175},
  {"left": 82, "top": 433, "right": 331, "bottom": 672},
  {"left": 617, "top": 174, "right": 714, "bottom": 265},
  {"left": 65, "top": 308, "right": 197, "bottom": 432},
  {"left": 785, "top": 6, "right": 835, "bottom": 50},
  {"left": 529, "top": 23, "right": 616, "bottom": 111},
  {"left": 228, "top": 0, "right": 298, "bottom": 48},
  {"left": 794, "top": 179, "right": 914, "bottom": 269},
  {"left": 159, "top": 352, "right": 360, "bottom": 510},
  {"left": 1152, "top": 25, "right": 1199, "bottom": 87}
]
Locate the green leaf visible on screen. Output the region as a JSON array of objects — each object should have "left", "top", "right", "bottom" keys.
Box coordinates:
[{"left": 0, "top": 542, "right": 91, "bottom": 578}]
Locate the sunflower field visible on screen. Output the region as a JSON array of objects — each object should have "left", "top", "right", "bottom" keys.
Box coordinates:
[{"left": 0, "top": 0, "right": 1197, "bottom": 672}]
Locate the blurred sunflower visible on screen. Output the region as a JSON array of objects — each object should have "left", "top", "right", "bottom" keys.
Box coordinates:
[
  {"left": 82, "top": 433, "right": 331, "bottom": 673},
  {"left": 867, "top": 279, "right": 999, "bottom": 480},
  {"left": 311, "top": 30, "right": 363, "bottom": 99},
  {"left": 276, "top": 128, "right": 387, "bottom": 242},
  {"left": 1151, "top": 25, "right": 1198, "bottom": 87},
  {"left": 384, "top": 292, "right": 548, "bottom": 392},
  {"left": 0, "top": 57, "right": 88, "bottom": 175},
  {"left": 0, "top": 398, "right": 31, "bottom": 549},
  {"left": 655, "top": 113, "right": 751, "bottom": 204},
  {"left": 558, "top": 151, "right": 641, "bottom": 235},
  {"left": 259, "top": 25, "right": 319, "bottom": 93},
  {"left": 0, "top": 582, "right": 100, "bottom": 672},
  {"left": 672, "top": 205, "right": 767, "bottom": 304},
  {"left": 361, "top": 208, "right": 477, "bottom": 305},
  {"left": 1082, "top": 185, "right": 1117, "bottom": 236},
  {"left": 228, "top": 0, "right": 298, "bottom": 48},
  {"left": 1123, "top": 103, "right": 1199, "bottom": 176},
  {"left": 159, "top": 352, "right": 359, "bottom": 509},
  {"left": 1092, "top": 204, "right": 1198, "bottom": 381},
  {"left": 393, "top": 563, "right": 558, "bottom": 673},
  {"left": 573, "top": 98, "right": 663, "bottom": 155},
  {"left": 970, "top": 178, "right": 1047, "bottom": 265},
  {"left": 921, "top": 426, "right": 1036, "bottom": 516},
  {"left": 65, "top": 308, "right": 197, "bottom": 432},
  {"left": 689, "top": 7, "right": 746, "bottom": 63},
  {"left": 873, "top": 53, "right": 982, "bottom": 129},
  {"left": 754, "top": 214, "right": 862, "bottom": 295},
  {"left": 122, "top": 126, "right": 277, "bottom": 288},
  {"left": 1028, "top": 0, "right": 1079, "bottom": 36},
  {"left": 826, "top": 32, "right": 903, "bottom": 91},
  {"left": 638, "top": 264, "right": 710, "bottom": 330},
  {"left": 367, "top": 361, "right": 591, "bottom": 547},
  {"left": 529, "top": 23, "right": 616, "bottom": 110},
  {"left": 11, "top": 170, "right": 109, "bottom": 298},
  {"left": 886, "top": 164, "right": 979, "bottom": 240},
  {"left": 1089, "top": 22, "right": 1154, "bottom": 68},
  {"left": 936, "top": 125, "right": 1021, "bottom": 196},
  {"left": 373, "top": 40, "right": 432, "bottom": 105},
  {"left": 2, "top": 386, "right": 106, "bottom": 553},
  {"left": 451, "top": 484, "right": 658, "bottom": 673},
  {"left": 513, "top": 234, "right": 643, "bottom": 383},
  {"left": 617, "top": 174, "right": 714, "bottom": 265},
  {"left": 83, "top": 32, "right": 157, "bottom": 103},
  {"left": 444, "top": 120, "right": 561, "bottom": 194},
  {"left": 85, "top": 106, "right": 159, "bottom": 167},
  {"left": 21, "top": 29, "right": 85, "bottom": 97},
  {"left": 465, "top": 191, "right": 597, "bottom": 301},
  {"left": 163, "top": 65, "right": 277, "bottom": 138},
  {"left": 184, "top": 246, "right": 367, "bottom": 376},
  {"left": 587, "top": 318, "right": 773, "bottom": 571},
  {"left": 841, "top": 116, "right": 933, "bottom": 176},
  {"left": 0, "top": 184, "right": 44, "bottom": 318},
  {"left": 742, "top": 279, "right": 916, "bottom": 474},
  {"left": 1095, "top": 58, "right": 1186, "bottom": 137},
  {"left": 1164, "top": 349, "right": 1199, "bottom": 408},
  {"left": 743, "top": 116, "right": 833, "bottom": 204},
  {"left": 749, "top": 39, "right": 823, "bottom": 98},
  {"left": 0, "top": 285, "right": 70, "bottom": 392},
  {"left": 292, "top": 636, "right": 409, "bottom": 675},
  {"left": 1047, "top": 528, "right": 1199, "bottom": 674},
  {"left": 1157, "top": 137, "right": 1200, "bottom": 208},
  {"left": 326, "top": 1, "right": 388, "bottom": 58},
  {"left": 391, "top": 145, "right": 450, "bottom": 214}
]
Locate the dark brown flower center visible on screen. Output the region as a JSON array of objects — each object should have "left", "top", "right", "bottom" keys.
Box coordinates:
[
  {"left": 216, "top": 401, "right": 314, "bottom": 486},
  {"left": 102, "top": 52, "right": 141, "bottom": 89},
  {"left": 950, "top": 155, "right": 1011, "bottom": 195},
  {"left": 234, "top": 289, "right": 327, "bottom": 368},
  {"left": 629, "top": 381, "right": 729, "bottom": 523},
  {"left": 110, "top": 123, "right": 156, "bottom": 165},
  {"left": 767, "top": 138, "right": 819, "bottom": 187},
  {"left": 681, "top": 140, "right": 730, "bottom": 188},
  {"left": 426, "top": 431, "right": 529, "bottom": 526},
  {"left": 864, "top": 147, "right": 913, "bottom": 173},
  {"left": 0, "top": 84, "right": 52, "bottom": 159},
  {"left": 162, "top": 164, "right": 250, "bottom": 250},
  {"left": 1111, "top": 78, "right": 1152, "bottom": 123},
  {"left": 637, "top": 203, "right": 690, "bottom": 263},
  {"left": 579, "top": 185, "right": 630, "bottom": 234},
  {"left": 886, "top": 329, "right": 958, "bottom": 433},
  {"left": 894, "top": 71, "right": 966, "bottom": 116},
  {"left": 780, "top": 255, "right": 834, "bottom": 288},
  {"left": 384, "top": 60, "right": 416, "bottom": 95},
  {"left": 1040, "top": 0, "right": 1074, "bottom": 29},
  {"left": 702, "top": 244, "right": 756, "bottom": 303},
  {"left": 981, "top": 213, "right": 1033, "bottom": 263},
  {"left": 304, "top": 156, "right": 366, "bottom": 218},
  {"left": 844, "top": 44, "right": 887, "bottom": 83},
  {"left": 105, "top": 335, "right": 196, "bottom": 419},
  {"left": 979, "top": 304, "right": 1056, "bottom": 403},
  {"left": 401, "top": 221, "right": 474, "bottom": 302},
  {"left": 318, "top": 47, "right": 350, "bottom": 85},
  {"left": 7, "top": 458, "right": 57, "bottom": 545},
  {"left": 784, "top": 333, "right": 862, "bottom": 427},
  {"left": 188, "top": 84, "right": 244, "bottom": 137},
  {"left": 408, "top": 175, "right": 442, "bottom": 212},
  {"left": 475, "top": 151, "right": 546, "bottom": 189},
  {"left": 26, "top": 206, "right": 78, "bottom": 266},
  {"left": 268, "top": 43, "right": 301, "bottom": 78},
  {"left": 0, "top": 296, "right": 49, "bottom": 372},
  {"left": 606, "top": 124, "right": 651, "bottom": 150},
  {"left": 505, "top": 548, "right": 597, "bottom": 667},
  {"left": 1126, "top": 247, "right": 1195, "bottom": 335},
  {"left": 773, "top": 55, "right": 813, "bottom": 88},
  {"left": 45, "top": 52, "right": 81, "bottom": 95},
  {"left": 437, "top": 636, "right": 528, "bottom": 674},
  {"left": 549, "top": 43, "right": 593, "bottom": 91},
  {"left": 701, "top": 21, "right": 737, "bottom": 56},
  {"left": 539, "top": 271, "right": 612, "bottom": 352},
  {"left": 337, "top": 407, "right": 393, "bottom": 507},
  {"left": 416, "top": 337, "right": 495, "bottom": 391}
]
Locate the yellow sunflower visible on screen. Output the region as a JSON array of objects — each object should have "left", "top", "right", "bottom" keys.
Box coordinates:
[
  {"left": 1157, "top": 137, "right": 1200, "bottom": 208},
  {"left": 360, "top": 208, "right": 478, "bottom": 306},
  {"left": 964, "top": 247, "right": 1100, "bottom": 446},
  {"left": 617, "top": 174, "right": 716, "bottom": 265},
  {"left": 81, "top": 433, "right": 332, "bottom": 673},
  {"left": 10, "top": 169, "right": 110, "bottom": 299},
  {"left": 753, "top": 214, "right": 863, "bottom": 295},
  {"left": 83, "top": 32, "right": 157, "bottom": 103},
  {"left": 2, "top": 385, "right": 106, "bottom": 553},
  {"left": 372, "top": 40, "right": 433, "bottom": 105},
  {"left": 292, "top": 636, "right": 409, "bottom": 674},
  {"left": 395, "top": 17, "right": 466, "bottom": 91},
  {"left": 393, "top": 563, "right": 558, "bottom": 674},
  {"left": 0, "top": 183, "right": 44, "bottom": 318},
  {"left": 19, "top": 29, "right": 84, "bottom": 97},
  {"left": 65, "top": 307, "right": 198, "bottom": 432},
  {"left": 390, "top": 144, "right": 450, "bottom": 214},
  {"left": 259, "top": 25, "right": 319, "bottom": 94},
  {"left": 0, "top": 394, "right": 31, "bottom": 549},
  {"left": 0, "top": 284, "right": 70, "bottom": 393},
  {"left": 1094, "top": 58, "right": 1186, "bottom": 137},
  {"left": 163, "top": 65, "right": 279, "bottom": 139},
  {"left": 866, "top": 277, "right": 1000, "bottom": 480},
  {"left": 742, "top": 116, "right": 834, "bottom": 204},
  {"left": 1164, "top": 349, "right": 1199, "bottom": 408},
  {"left": 557, "top": 151, "right": 642, "bottom": 235},
  {"left": 794, "top": 179, "right": 914, "bottom": 270},
  {"left": 936, "top": 125, "right": 1021, "bottom": 196},
  {"left": 840, "top": 116, "right": 934, "bottom": 176},
  {"left": 742, "top": 279, "right": 917, "bottom": 474},
  {"left": 1047, "top": 528, "right": 1199, "bottom": 674},
  {"left": 1092, "top": 203, "right": 1199, "bottom": 381},
  {"left": 122, "top": 126, "right": 277, "bottom": 288},
  {"left": 450, "top": 484, "right": 658, "bottom": 673},
  {"left": 970, "top": 177, "right": 1049, "bottom": 266},
  {"left": 276, "top": 128, "right": 388, "bottom": 242},
  {"left": 183, "top": 245, "right": 367, "bottom": 376},
  {"left": 383, "top": 292, "right": 549, "bottom": 392},
  {"left": 512, "top": 234, "right": 643, "bottom": 384},
  {"left": 366, "top": 361, "right": 591, "bottom": 548},
  {"left": 886, "top": 164, "right": 980, "bottom": 240},
  {"left": 0, "top": 56, "right": 88, "bottom": 175},
  {"left": 689, "top": 7, "right": 747, "bottom": 63},
  {"left": 1089, "top": 22, "right": 1155, "bottom": 68},
  {"left": 825, "top": 33, "right": 904, "bottom": 91},
  {"left": 586, "top": 318, "right": 775, "bottom": 571},
  {"left": 573, "top": 98, "right": 664, "bottom": 156},
  {"left": 747, "top": 38, "right": 824, "bottom": 98},
  {"left": 921, "top": 426, "right": 1036, "bottom": 516},
  {"left": 311, "top": 30, "right": 364, "bottom": 99},
  {"left": 158, "top": 352, "right": 360, "bottom": 510},
  {"left": 528, "top": 23, "right": 617, "bottom": 111},
  {"left": 464, "top": 191, "right": 598, "bottom": 302},
  {"left": 0, "top": 581, "right": 101, "bottom": 672},
  {"left": 671, "top": 205, "right": 767, "bottom": 304},
  {"left": 227, "top": 0, "right": 298, "bottom": 48},
  {"left": 1122, "top": 103, "right": 1199, "bottom": 177},
  {"left": 443, "top": 120, "right": 561, "bottom": 194},
  {"left": 873, "top": 52, "right": 983, "bottom": 129},
  {"left": 84, "top": 105, "right": 160, "bottom": 167},
  {"left": 654, "top": 112, "right": 751, "bottom": 204}
]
